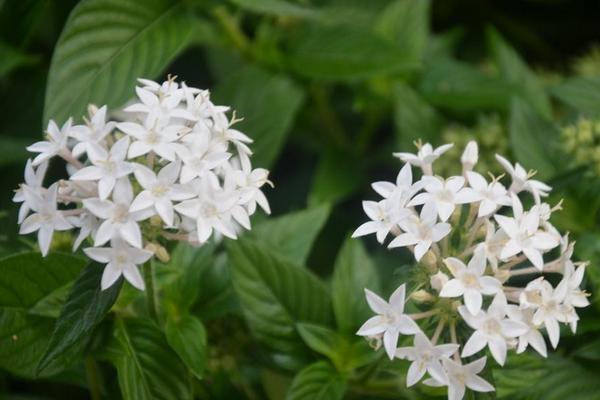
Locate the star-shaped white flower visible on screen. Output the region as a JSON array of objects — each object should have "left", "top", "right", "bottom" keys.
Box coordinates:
[
  {"left": 69, "top": 212, "right": 100, "bottom": 251},
  {"left": 393, "top": 142, "right": 453, "bottom": 175},
  {"left": 459, "top": 293, "right": 528, "bottom": 365},
  {"left": 425, "top": 357, "right": 494, "bottom": 400},
  {"left": 388, "top": 203, "right": 451, "bottom": 261},
  {"left": 70, "top": 105, "right": 115, "bottom": 157},
  {"left": 494, "top": 194, "right": 559, "bottom": 270},
  {"left": 13, "top": 159, "right": 49, "bottom": 223},
  {"left": 117, "top": 120, "right": 183, "bottom": 161},
  {"left": 371, "top": 162, "right": 421, "bottom": 203},
  {"left": 495, "top": 154, "right": 551, "bottom": 202},
  {"left": 27, "top": 119, "right": 72, "bottom": 165},
  {"left": 228, "top": 153, "right": 271, "bottom": 215},
  {"left": 82, "top": 179, "right": 150, "bottom": 248},
  {"left": 353, "top": 199, "right": 410, "bottom": 244},
  {"left": 130, "top": 162, "right": 192, "bottom": 226},
  {"left": 439, "top": 247, "right": 501, "bottom": 314},
  {"left": 174, "top": 177, "right": 238, "bottom": 242},
  {"left": 506, "top": 305, "right": 548, "bottom": 357},
  {"left": 18, "top": 183, "right": 72, "bottom": 256},
  {"left": 519, "top": 278, "right": 568, "bottom": 348},
  {"left": 409, "top": 176, "right": 478, "bottom": 222},
  {"left": 395, "top": 332, "right": 458, "bottom": 387},
  {"left": 356, "top": 284, "right": 420, "bottom": 359},
  {"left": 560, "top": 262, "right": 589, "bottom": 309},
  {"left": 84, "top": 238, "right": 152, "bottom": 290},
  {"left": 70, "top": 137, "right": 135, "bottom": 199},
  {"left": 176, "top": 132, "right": 231, "bottom": 183},
  {"left": 465, "top": 171, "right": 511, "bottom": 217},
  {"left": 124, "top": 85, "right": 194, "bottom": 126},
  {"left": 478, "top": 221, "right": 508, "bottom": 271}
]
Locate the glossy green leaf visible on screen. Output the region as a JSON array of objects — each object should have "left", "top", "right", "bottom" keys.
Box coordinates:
[
  {"left": 393, "top": 82, "right": 444, "bottom": 147},
  {"left": 296, "top": 323, "right": 342, "bottom": 363},
  {"left": 0, "top": 252, "right": 86, "bottom": 377},
  {"left": 508, "top": 98, "right": 559, "bottom": 180},
  {"left": 106, "top": 317, "right": 191, "bottom": 400},
  {"left": 332, "top": 238, "right": 380, "bottom": 334},
  {"left": 213, "top": 65, "right": 304, "bottom": 168},
  {"left": 37, "top": 262, "right": 123, "bottom": 374},
  {"left": 229, "top": 0, "right": 315, "bottom": 17},
  {"left": 228, "top": 239, "right": 334, "bottom": 356},
  {"left": 487, "top": 28, "right": 551, "bottom": 118},
  {"left": 419, "top": 58, "right": 514, "bottom": 112},
  {"left": 496, "top": 353, "right": 600, "bottom": 400},
  {"left": 44, "top": 0, "right": 198, "bottom": 123},
  {"left": 165, "top": 314, "right": 207, "bottom": 379},
  {"left": 287, "top": 25, "right": 419, "bottom": 80},
  {"left": 551, "top": 76, "right": 600, "bottom": 117},
  {"left": 286, "top": 361, "right": 346, "bottom": 400},
  {"left": 249, "top": 205, "right": 330, "bottom": 266},
  {"left": 376, "top": 0, "right": 430, "bottom": 64}
]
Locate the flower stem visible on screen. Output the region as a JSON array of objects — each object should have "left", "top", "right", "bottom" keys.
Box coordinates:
[
  {"left": 85, "top": 355, "right": 102, "bottom": 400},
  {"left": 143, "top": 261, "right": 159, "bottom": 322}
]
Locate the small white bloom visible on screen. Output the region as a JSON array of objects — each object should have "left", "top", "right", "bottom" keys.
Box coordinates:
[
  {"left": 124, "top": 85, "right": 194, "bottom": 126},
  {"left": 393, "top": 142, "right": 453, "bottom": 175},
  {"left": 130, "top": 162, "right": 192, "bottom": 226},
  {"left": 506, "top": 305, "right": 548, "bottom": 357},
  {"left": 439, "top": 247, "right": 501, "bottom": 315},
  {"left": 117, "top": 120, "right": 183, "bottom": 161},
  {"left": 18, "top": 183, "right": 72, "bottom": 256},
  {"left": 459, "top": 294, "right": 528, "bottom": 365},
  {"left": 430, "top": 271, "right": 449, "bottom": 292},
  {"left": 388, "top": 203, "right": 452, "bottom": 261},
  {"left": 461, "top": 141, "right": 478, "bottom": 173},
  {"left": 70, "top": 105, "right": 115, "bottom": 157},
  {"left": 84, "top": 238, "right": 152, "bottom": 290},
  {"left": 356, "top": 284, "right": 420, "bottom": 359},
  {"left": 409, "top": 176, "right": 478, "bottom": 222},
  {"left": 353, "top": 199, "right": 410, "bottom": 244},
  {"left": 465, "top": 171, "right": 511, "bottom": 217},
  {"left": 494, "top": 194, "right": 559, "bottom": 270},
  {"left": 27, "top": 119, "right": 72, "bottom": 165},
  {"left": 495, "top": 154, "right": 551, "bottom": 202},
  {"left": 425, "top": 357, "right": 494, "bottom": 400},
  {"left": 176, "top": 132, "right": 231, "bottom": 183},
  {"left": 395, "top": 332, "right": 458, "bottom": 386},
  {"left": 228, "top": 153, "right": 271, "bottom": 215},
  {"left": 82, "top": 179, "right": 149, "bottom": 248},
  {"left": 70, "top": 137, "right": 135, "bottom": 199},
  {"left": 14, "top": 159, "right": 48, "bottom": 223}
]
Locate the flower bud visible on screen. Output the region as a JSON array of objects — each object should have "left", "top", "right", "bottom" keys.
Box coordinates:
[
  {"left": 430, "top": 271, "right": 449, "bottom": 292},
  {"left": 144, "top": 242, "right": 170, "bottom": 263},
  {"left": 421, "top": 250, "right": 437, "bottom": 273},
  {"left": 461, "top": 140, "right": 478, "bottom": 173},
  {"left": 411, "top": 289, "right": 434, "bottom": 303},
  {"left": 150, "top": 215, "right": 163, "bottom": 226}
]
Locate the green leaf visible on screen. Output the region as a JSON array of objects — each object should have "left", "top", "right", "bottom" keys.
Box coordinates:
[
  {"left": 165, "top": 314, "right": 207, "bottom": 379},
  {"left": 213, "top": 65, "right": 304, "bottom": 168},
  {"left": 551, "top": 76, "right": 600, "bottom": 117},
  {"left": 487, "top": 28, "right": 551, "bottom": 118},
  {"left": 286, "top": 25, "right": 419, "bottom": 80},
  {"left": 229, "top": 0, "right": 315, "bottom": 17},
  {"left": 249, "top": 205, "right": 330, "bottom": 266},
  {"left": 296, "top": 323, "right": 342, "bottom": 364},
  {"left": 286, "top": 361, "right": 346, "bottom": 400},
  {"left": 106, "top": 317, "right": 191, "bottom": 400},
  {"left": 0, "top": 136, "right": 39, "bottom": 167},
  {"left": 309, "top": 150, "right": 362, "bottom": 206},
  {"left": 393, "top": 82, "right": 444, "bottom": 147},
  {"left": 44, "top": 0, "right": 198, "bottom": 123},
  {"left": 508, "top": 97, "right": 559, "bottom": 180},
  {"left": 37, "top": 262, "right": 123, "bottom": 374},
  {"left": 419, "top": 58, "right": 514, "bottom": 112},
  {"left": 28, "top": 282, "right": 74, "bottom": 318},
  {"left": 228, "top": 239, "right": 334, "bottom": 356},
  {"left": 0, "top": 252, "right": 86, "bottom": 377},
  {"left": 376, "top": 0, "right": 430, "bottom": 64},
  {"left": 495, "top": 353, "right": 600, "bottom": 400},
  {"left": 161, "top": 242, "right": 216, "bottom": 312},
  {"left": 332, "top": 238, "right": 380, "bottom": 335}
]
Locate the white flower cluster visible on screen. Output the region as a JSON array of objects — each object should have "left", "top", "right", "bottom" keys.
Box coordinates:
[
  {"left": 353, "top": 141, "right": 590, "bottom": 400},
  {"left": 15, "top": 77, "right": 271, "bottom": 291}
]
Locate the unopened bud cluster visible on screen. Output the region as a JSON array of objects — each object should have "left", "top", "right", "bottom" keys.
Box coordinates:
[
  {"left": 562, "top": 117, "right": 600, "bottom": 175},
  {"left": 353, "top": 140, "right": 590, "bottom": 400},
  {"left": 14, "top": 77, "right": 271, "bottom": 290}
]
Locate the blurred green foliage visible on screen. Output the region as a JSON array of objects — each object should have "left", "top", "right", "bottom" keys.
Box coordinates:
[{"left": 1, "top": 0, "right": 600, "bottom": 399}]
